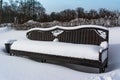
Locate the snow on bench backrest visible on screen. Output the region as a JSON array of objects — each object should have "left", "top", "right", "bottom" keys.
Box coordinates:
[{"left": 26, "top": 25, "right": 109, "bottom": 45}]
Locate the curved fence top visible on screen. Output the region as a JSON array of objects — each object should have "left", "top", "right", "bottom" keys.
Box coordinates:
[{"left": 27, "top": 25, "right": 108, "bottom": 32}]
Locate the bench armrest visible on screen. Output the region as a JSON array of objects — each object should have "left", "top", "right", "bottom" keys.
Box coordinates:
[{"left": 99, "top": 48, "right": 108, "bottom": 62}]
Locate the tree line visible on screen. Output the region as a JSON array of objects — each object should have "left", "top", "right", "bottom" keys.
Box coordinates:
[{"left": 0, "top": 0, "right": 120, "bottom": 24}]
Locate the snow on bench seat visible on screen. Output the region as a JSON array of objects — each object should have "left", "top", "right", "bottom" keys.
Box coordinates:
[{"left": 11, "top": 40, "right": 105, "bottom": 61}]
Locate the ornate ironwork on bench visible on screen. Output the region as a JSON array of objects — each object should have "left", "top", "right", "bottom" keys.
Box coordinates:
[{"left": 10, "top": 25, "right": 109, "bottom": 73}]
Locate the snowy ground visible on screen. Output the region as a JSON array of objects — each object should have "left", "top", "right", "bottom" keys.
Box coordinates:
[{"left": 0, "top": 27, "right": 120, "bottom": 80}]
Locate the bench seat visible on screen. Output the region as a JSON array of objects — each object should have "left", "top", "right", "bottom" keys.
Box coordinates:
[{"left": 11, "top": 40, "right": 107, "bottom": 62}]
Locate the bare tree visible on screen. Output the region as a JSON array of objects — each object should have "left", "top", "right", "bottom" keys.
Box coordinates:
[
  {"left": 89, "top": 9, "right": 98, "bottom": 19},
  {"left": 59, "top": 9, "right": 76, "bottom": 22},
  {"left": 76, "top": 7, "right": 84, "bottom": 18},
  {"left": 0, "top": 0, "right": 3, "bottom": 23}
]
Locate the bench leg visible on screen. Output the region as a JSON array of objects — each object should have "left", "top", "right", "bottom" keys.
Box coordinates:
[
  {"left": 41, "top": 59, "right": 46, "bottom": 62},
  {"left": 99, "top": 67, "right": 105, "bottom": 73},
  {"left": 105, "top": 59, "right": 108, "bottom": 68},
  {"left": 105, "top": 63, "right": 108, "bottom": 68},
  {"left": 10, "top": 53, "right": 14, "bottom": 56}
]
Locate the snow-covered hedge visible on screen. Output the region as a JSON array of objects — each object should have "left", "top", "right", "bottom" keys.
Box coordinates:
[{"left": 1, "top": 17, "right": 120, "bottom": 30}]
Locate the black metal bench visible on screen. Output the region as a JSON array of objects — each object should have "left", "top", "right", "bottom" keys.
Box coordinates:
[{"left": 10, "top": 25, "right": 109, "bottom": 73}]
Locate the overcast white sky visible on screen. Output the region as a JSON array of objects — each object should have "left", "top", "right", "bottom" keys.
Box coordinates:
[{"left": 4, "top": 0, "right": 120, "bottom": 13}]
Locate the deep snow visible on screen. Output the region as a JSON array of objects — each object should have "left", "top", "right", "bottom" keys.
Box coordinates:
[{"left": 0, "top": 27, "right": 120, "bottom": 80}]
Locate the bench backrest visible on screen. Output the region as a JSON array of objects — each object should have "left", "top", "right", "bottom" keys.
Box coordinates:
[{"left": 26, "top": 25, "right": 109, "bottom": 45}]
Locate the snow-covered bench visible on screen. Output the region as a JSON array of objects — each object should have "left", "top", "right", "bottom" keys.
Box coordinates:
[{"left": 10, "top": 25, "right": 109, "bottom": 73}]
